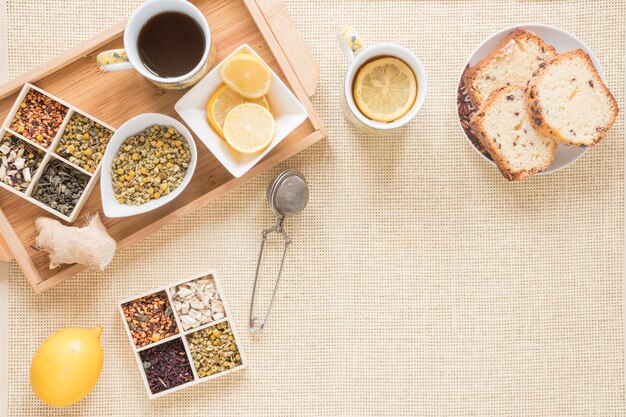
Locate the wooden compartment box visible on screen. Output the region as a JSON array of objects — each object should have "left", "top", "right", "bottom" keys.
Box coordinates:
[
  {"left": 0, "top": 83, "right": 115, "bottom": 222},
  {"left": 0, "top": 0, "right": 325, "bottom": 292},
  {"left": 118, "top": 270, "right": 247, "bottom": 399}
]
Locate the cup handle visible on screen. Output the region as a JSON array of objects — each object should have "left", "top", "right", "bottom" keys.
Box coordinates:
[
  {"left": 337, "top": 26, "right": 365, "bottom": 63},
  {"left": 96, "top": 49, "right": 134, "bottom": 72}
]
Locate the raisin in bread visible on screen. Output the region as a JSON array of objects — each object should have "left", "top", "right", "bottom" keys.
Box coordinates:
[
  {"left": 470, "top": 85, "right": 557, "bottom": 181},
  {"left": 526, "top": 49, "right": 619, "bottom": 147},
  {"left": 464, "top": 30, "right": 556, "bottom": 107}
]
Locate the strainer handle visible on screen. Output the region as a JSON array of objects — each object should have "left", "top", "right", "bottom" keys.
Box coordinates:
[{"left": 249, "top": 217, "right": 291, "bottom": 334}]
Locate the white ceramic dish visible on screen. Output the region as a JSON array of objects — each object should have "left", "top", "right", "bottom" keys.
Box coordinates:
[
  {"left": 175, "top": 44, "right": 308, "bottom": 178},
  {"left": 457, "top": 24, "right": 608, "bottom": 175},
  {"left": 100, "top": 113, "right": 197, "bottom": 218}
]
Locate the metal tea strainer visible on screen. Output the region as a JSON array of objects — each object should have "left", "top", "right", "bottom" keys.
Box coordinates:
[{"left": 249, "top": 170, "right": 309, "bottom": 334}]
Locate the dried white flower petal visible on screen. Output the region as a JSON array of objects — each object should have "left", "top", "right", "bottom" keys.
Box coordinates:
[
  {"left": 189, "top": 300, "right": 204, "bottom": 310},
  {"left": 14, "top": 157, "right": 25, "bottom": 170},
  {"left": 211, "top": 300, "right": 225, "bottom": 314},
  {"left": 188, "top": 309, "right": 204, "bottom": 321},
  {"left": 180, "top": 314, "right": 200, "bottom": 327},
  {"left": 176, "top": 287, "right": 193, "bottom": 299}
]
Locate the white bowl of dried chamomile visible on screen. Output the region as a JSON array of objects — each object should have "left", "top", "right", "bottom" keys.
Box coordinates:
[{"left": 100, "top": 113, "right": 197, "bottom": 218}]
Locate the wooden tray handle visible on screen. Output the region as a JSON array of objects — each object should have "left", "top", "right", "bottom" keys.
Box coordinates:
[
  {"left": 0, "top": 231, "right": 11, "bottom": 262},
  {"left": 253, "top": 0, "right": 319, "bottom": 97}
]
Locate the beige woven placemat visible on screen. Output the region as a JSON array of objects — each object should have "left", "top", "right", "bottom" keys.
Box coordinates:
[
  {"left": 1, "top": 1, "right": 624, "bottom": 416},
  {"left": 0, "top": 0, "right": 10, "bottom": 413}
]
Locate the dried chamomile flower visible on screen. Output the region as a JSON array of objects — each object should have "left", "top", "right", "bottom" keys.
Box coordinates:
[{"left": 112, "top": 125, "right": 190, "bottom": 206}]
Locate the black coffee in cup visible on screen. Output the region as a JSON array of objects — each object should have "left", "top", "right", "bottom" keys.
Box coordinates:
[{"left": 137, "top": 12, "right": 205, "bottom": 78}]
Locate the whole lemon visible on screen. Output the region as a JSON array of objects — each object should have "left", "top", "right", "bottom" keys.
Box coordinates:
[{"left": 30, "top": 327, "right": 104, "bottom": 407}]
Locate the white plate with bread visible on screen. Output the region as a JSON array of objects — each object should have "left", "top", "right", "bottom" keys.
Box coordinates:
[{"left": 457, "top": 24, "right": 619, "bottom": 181}]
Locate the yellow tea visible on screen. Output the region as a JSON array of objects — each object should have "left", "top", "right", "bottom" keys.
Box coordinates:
[{"left": 352, "top": 56, "right": 417, "bottom": 122}]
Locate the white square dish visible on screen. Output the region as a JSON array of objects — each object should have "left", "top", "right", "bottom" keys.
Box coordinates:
[{"left": 175, "top": 44, "right": 308, "bottom": 178}]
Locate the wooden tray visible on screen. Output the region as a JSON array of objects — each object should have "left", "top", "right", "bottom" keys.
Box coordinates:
[{"left": 0, "top": 0, "right": 326, "bottom": 293}]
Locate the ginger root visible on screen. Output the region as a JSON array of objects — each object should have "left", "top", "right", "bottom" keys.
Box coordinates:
[{"left": 35, "top": 214, "right": 116, "bottom": 270}]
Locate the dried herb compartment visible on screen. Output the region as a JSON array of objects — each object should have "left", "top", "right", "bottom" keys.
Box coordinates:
[
  {"left": 0, "top": 83, "right": 115, "bottom": 222},
  {"left": 0, "top": 133, "right": 45, "bottom": 192},
  {"left": 118, "top": 270, "right": 247, "bottom": 399}
]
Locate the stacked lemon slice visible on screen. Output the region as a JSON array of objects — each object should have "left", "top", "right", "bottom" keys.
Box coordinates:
[
  {"left": 207, "top": 84, "right": 269, "bottom": 138},
  {"left": 207, "top": 53, "right": 275, "bottom": 153}
]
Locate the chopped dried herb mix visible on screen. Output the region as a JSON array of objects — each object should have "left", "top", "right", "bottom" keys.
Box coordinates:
[
  {"left": 187, "top": 321, "right": 242, "bottom": 378},
  {"left": 0, "top": 132, "right": 44, "bottom": 192},
  {"left": 122, "top": 291, "right": 178, "bottom": 348},
  {"left": 56, "top": 113, "right": 113, "bottom": 173},
  {"left": 32, "top": 160, "right": 89, "bottom": 215},
  {"left": 139, "top": 338, "right": 194, "bottom": 394},
  {"left": 10, "top": 89, "right": 68, "bottom": 149},
  {"left": 111, "top": 124, "right": 191, "bottom": 206}
]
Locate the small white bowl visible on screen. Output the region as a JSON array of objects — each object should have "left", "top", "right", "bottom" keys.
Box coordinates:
[
  {"left": 175, "top": 44, "right": 308, "bottom": 178},
  {"left": 100, "top": 113, "right": 197, "bottom": 218},
  {"left": 458, "top": 24, "right": 607, "bottom": 175}
]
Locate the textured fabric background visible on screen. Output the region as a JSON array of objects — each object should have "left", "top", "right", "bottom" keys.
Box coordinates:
[{"left": 0, "top": 1, "right": 624, "bottom": 416}]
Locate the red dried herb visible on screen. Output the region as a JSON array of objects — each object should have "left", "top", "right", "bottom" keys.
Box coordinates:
[
  {"left": 139, "top": 338, "right": 194, "bottom": 394},
  {"left": 122, "top": 291, "right": 178, "bottom": 348}
]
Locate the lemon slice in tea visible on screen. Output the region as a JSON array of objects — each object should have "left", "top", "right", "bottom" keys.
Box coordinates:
[{"left": 353, "top": 57, "right": 417, "bottom": 123}]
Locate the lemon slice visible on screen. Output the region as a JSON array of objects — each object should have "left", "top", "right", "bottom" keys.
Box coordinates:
[
  {"left": 207, "top": 84, "right": 269, "bottom": 137},
  {"left": 353, "top": 57, "right": 417, "bottom": 122},
  {"left": 223, "top": 103, "right": 275, "bottom": 153},
  {"left": 219, "top": 53, "right": 272, "bottom": 99}
]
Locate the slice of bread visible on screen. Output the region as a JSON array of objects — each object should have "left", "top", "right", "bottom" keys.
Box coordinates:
[
  {"left": 526, "top": 49, "right": 619, "bottom": 147},
  {"left": 464, "top": 30, "right": 556, "bottom": 107},
  {"left": 471, "top": 85, "right": 557, "bottom": 181}
]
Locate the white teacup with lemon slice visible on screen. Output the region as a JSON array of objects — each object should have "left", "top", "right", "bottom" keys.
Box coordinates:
[{"left": 337, "top": 26, "right": 428, "bottom": 134}]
